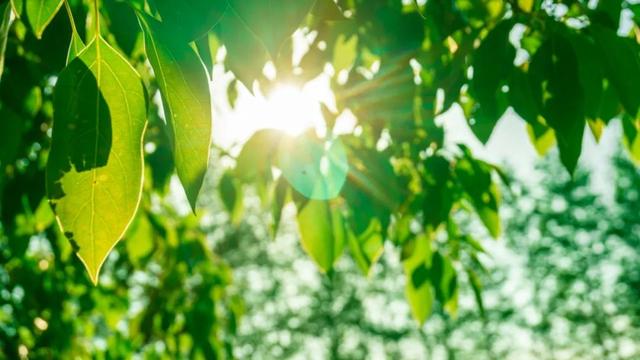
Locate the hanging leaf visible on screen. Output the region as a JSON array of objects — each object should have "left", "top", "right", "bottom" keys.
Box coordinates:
[
  {"left": 296, "top": 198, "right": 346, "bottom": 272},
  {"left": 469, "top": 20, "right": 515, "bottom": 143},
  {"left": 278, "top": 131, "right": 349, "bottom": 200},
  {"left": 217, "top": 8, "right": 269, "bottom": 90},
  {"left": 26, "top": 0, "right": 63, "bottom": 39},
  {"left": 403, "top": 234, "right": 434, "bottom": 325},
  {"left": 348, "top": 219, "right": 384, "bottom": 276},
  {"left": 592, "top": 24, "right": 640, "bottom": 118},
  {"left": 455, "top": 146, "right": 501, "bottom": 238},
  {"left": 0, "top": 1, "right": 12, "bottom": 81},
  {"left": 46, "top": 36, "right": 147, "bottom": 284},
  {"left": 154, "top": 0, "right": 227, "bottom": 42},
  {"left": 235, "top": 128, "right": 284, "bottom": 183},
  {"left": 219, "top": 170, "right": 244, "bottom": 225},
  {"left": 138, "top": 13, "right": 212, "bottom": 211},
  {"left": 227, "top": 0, "right": 315, "bottom": 59},
  {"left": 270, "top": 175, "right": 288, "bottom": 237},
  {"left": 530, "top": 30, "right": 585, "bottom": 174}
]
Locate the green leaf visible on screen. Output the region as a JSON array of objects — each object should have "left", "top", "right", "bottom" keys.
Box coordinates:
[
  {"left": 469, "top": 20, "right": 515, "bottom": 143},
  {"left": 10, "top": 0, "right": 22, "bottom": 18},
  {"left": 227, "top": 0, "right": 315, "bottom": 59},
  {"left": 422, "top": 155, "right": 455, "bottom": 230},
  {"left": 348, "top": 219, "right": 384, "bottom": 276},
  {"left": 235, "top": 128, "right": 284, "bottom": 182},
  {"left": 26, "top": 0, "right": 63, "bottom": 39},
  {"left": 46, "top": 36, "right": 147, "bottom": 284},
  {"left": 530, "top": 31, "right": 585, "bottom": 174},
  {"left": 455, "top": 147, "right": 501, "bottom": 238},
  {"left": 296, "top": 198, "right": 346, "bottom": 273},
  {"left": 154, "top": 0, "right": 227, "bottom": 42},
  {"left": 466, "top": 267, "right": 485, "bottom": 316},
  {"left": 126, "top": 212, "right": 154, "bottom": 264},
  {"left": 0, "top": 1, "right": 12, "bottom": 81},
  {"left": 403, "top": 234, "right": 434, "bottom": 325},
  {"left": 311, "top": 0, "right": 344, "bottom": 21},
  {"left": 66, "top": 29, "right": 85, "bottom": 65},
  {"left": 270, "top": 175, "right": 288, "bottom": 237},
  {"left": 278, "top": 132, "right": 348, "bottom": 200},
  {"left": 592, "top": 24, "right": 640, "bottom": 118},
  {"left": 332, "top": 34, "right": 357, "bottom": 73},
  {"left": 139, "top": 13, "right": 212, "bottom": 211},
  {"left": 217, "top": 8, "right": 269, "bottom": 90},
  {"left": 219, "top": 170, "right": 244, "bottom": 225}
]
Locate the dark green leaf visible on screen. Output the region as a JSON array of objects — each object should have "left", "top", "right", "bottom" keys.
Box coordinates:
[{"left": 154, "top": 0, "right": 226, "bottom": 42}]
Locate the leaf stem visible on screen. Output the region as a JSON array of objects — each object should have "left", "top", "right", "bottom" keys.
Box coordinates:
[
  {"left": 63, "top": 0, "right": 78, "bottom": 35},
  {"left": 94, "top": 0, "right": 100, "bottom": 38}
]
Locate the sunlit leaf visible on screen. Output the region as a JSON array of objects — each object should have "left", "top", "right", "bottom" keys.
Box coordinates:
[
  {"left": 26, "top": 0, "right": 63, "bottom": 39},
  {"left": 139, "top": 13, "right": 212, "bottom": 210},
  {"left": 278, "top": 132, "right": 348, "bottom": 200},
  {"left": 66, "top": 29, "right": 85, "bottom": 65},
  {"left": 348, "top": 219, "right": 384, "bottom": 276},
  {"left": 296, "top": 198, "right": 345, "bottom": 272},
  {"left": 403, "top": 234, "right": 434, "bottom": 325},
  {"left": 46, "top": 36, "right": 147, "bottom": 284}
]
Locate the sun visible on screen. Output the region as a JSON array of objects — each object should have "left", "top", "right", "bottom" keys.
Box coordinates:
[{"left": 213, "top": 76, "right": 337, "bottom": 150}]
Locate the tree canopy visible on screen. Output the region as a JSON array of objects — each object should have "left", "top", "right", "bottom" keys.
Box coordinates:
[{"left": 1, "top": 0, "right": 640, "bottom": 354}]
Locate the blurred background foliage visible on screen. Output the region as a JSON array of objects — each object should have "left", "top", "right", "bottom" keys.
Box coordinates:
[{"left": 1, "top": 0, "right": 640, "bottom": 358}]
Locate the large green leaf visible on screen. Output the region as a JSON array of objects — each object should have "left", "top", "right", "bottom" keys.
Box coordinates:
[
  {"left": 0, "top": 1, "right": 12, "bottom": 81},
  {"left": 278, "top": 132, "right": 348, "bottom": 200},
  {"left": 296, "top": 198, "right": 346, "bottom": 273},
  {"left": 592, "top": 24, "right": 640, "bottom": 118},
  {"left": 26, "top": 0, "right": 63, "bottom": 39},
  {"left": 46, "top": 36, "right": 147, "bottom": 284},
  {"left": 217, "top": 8, "right": 269, "bottom": 90},
  {"left": 469, "top": 20, "right": 515, "bottom": 143},
  {"left": 139, "top": 13, "right": 212, "bottom": 210},
  {"left": 530, "top": 31, "right": 585, "bottom": 174},
  {"left": 348, "top": 219, "right": 384, "bottom": 276},
  {"left": 154, "top": 0, "right": 227, "bottom": 42},
  {"left": 227, "top": 0, "right": 315, "bottom": 59}
]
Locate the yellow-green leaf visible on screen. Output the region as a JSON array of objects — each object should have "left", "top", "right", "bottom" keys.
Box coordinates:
[
  {"left": 10, "top": 0, "right": 22, "bottom": 18},
  {"left": 46, "top": 36, "right": 147, "bottom": 284},
  {"left": 403, "top": 234, "right": 434, "bottom": 325},
  {"left": 138, "top": 13, "right": 212, "bottom": 210},
  {"left": 296, "top": 199, "right": 345, "bottom": 272},
  {"left": 26, "top": 0, "right": 63, "bottom": 39},
  {"left": 66, "top": 29, "right": 85, "bottom": 65}
]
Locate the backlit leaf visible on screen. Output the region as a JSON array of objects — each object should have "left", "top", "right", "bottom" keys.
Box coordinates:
[
  {"left": 296, "top": 198, "right": 346, "bottom": 272},
  {"left": 278, "top": 132, "right": 348, "bottom": 200},
  {"left": 139, "top": 13, "right": 212, "bottom": 210},
  {"left": 46, "top": 36, "right": 147, "bottom": 284},
  {"left": 227, "top": 0, "right": 315, "bottom": 59},
  {"left": 217, "top": 8, "right": 269, "bottom": 90},
  {"left": 26, "top": 0, "right": 63, "bottom": 39},
  {"left": 403, "top": 234, "right": 434, "bottom": 325}
]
